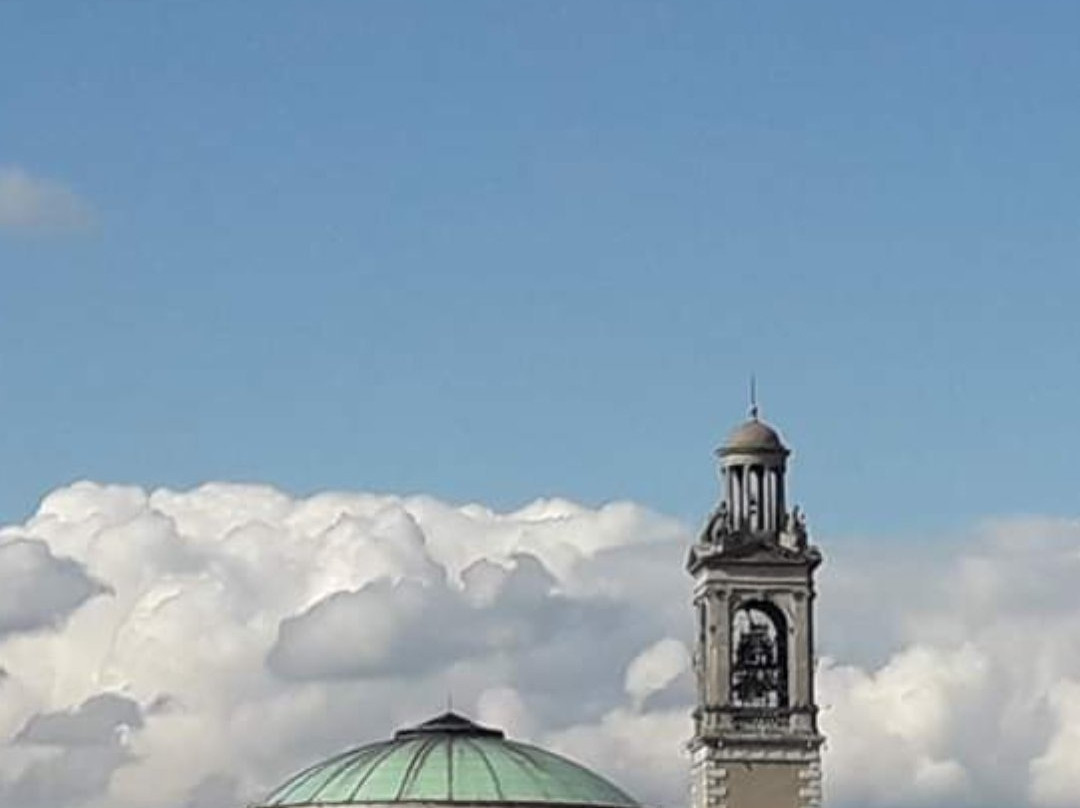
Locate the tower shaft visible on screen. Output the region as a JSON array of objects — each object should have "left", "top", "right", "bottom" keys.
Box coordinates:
[{"left": 687, "top": 413, "right": 823, "bottom": 808}]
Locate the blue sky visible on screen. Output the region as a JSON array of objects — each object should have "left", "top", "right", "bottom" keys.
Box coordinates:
[{"left": 2, "top": 1, "right": 1079, "bottom": 537}]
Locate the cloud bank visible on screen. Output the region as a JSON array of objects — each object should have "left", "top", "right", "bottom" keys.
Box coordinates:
[
  {"left": 0, "top": 166, "right": 95, "bottom": 234},
  {"left": 0, "top": 482, "right": 1077, "bottom": 808}
]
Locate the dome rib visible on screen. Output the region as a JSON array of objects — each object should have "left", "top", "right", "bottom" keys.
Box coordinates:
[
  {"left": 353, "top": 739, "right": 422, "bottom": 802},
  {"left": 325, "top": 747, "right": 389, "bottom": 802},
  {"left": 272, "top": 745, "right": 368, "bottom": 804},
  {"left": 447, "top": 736, "right": 456, "bottom": 801},
  {"left": 396, "top": 737, "right": 438, "bottom": 800},
  {"left": 464, "top": 736, "right": 507, "bottom": 801},
  {"left": 351, "top": 746, "right": 396, "bottom": 797},
  {"left": 318, "top": 754, "right": 366, "bottom": 801},
  {"left": 500, "top": 742, "right": 556, "bottom": 801},
  {"left": 352, "top": 746, "right": 398, "bottom": 793}
]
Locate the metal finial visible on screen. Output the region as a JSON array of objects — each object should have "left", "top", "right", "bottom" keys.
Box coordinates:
[
  {"left": 446, "top": 691, "right": 453, "bottom": 712},
  {"left": 749, "top": 375, "right": 759, "bottom": 420}
]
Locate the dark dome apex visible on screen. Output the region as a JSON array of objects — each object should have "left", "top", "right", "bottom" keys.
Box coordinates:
[{"left": 393, "top": 711, "right": 504, "bottom": 739}]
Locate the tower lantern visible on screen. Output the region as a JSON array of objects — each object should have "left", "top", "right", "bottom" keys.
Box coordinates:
[
  {"left": 687, "top": 406, "right": 823, "bottom": 808},
  {"left": 716, "top": 407, "right": 790, "bottom": 537}
]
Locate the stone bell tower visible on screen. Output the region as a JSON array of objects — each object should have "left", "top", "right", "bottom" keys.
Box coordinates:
[{"left": 687, "top": 403, "right": 823, "bottom": 808}]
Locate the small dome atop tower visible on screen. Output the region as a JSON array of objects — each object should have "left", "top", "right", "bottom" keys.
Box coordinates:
[
  {"left": 719, "top": 379, "right": 789, "bottom": 457},
  {"left": 720, "top": 417, "right": 787, "bottom": 455}
]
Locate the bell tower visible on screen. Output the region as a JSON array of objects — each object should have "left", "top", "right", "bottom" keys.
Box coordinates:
[{"left": 687, "top": 404, "right": 823, "bottom": 808}]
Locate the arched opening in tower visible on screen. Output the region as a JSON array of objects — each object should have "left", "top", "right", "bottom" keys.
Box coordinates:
[{"left": 730, "top": 601, "right": 788, "bottom": 709}]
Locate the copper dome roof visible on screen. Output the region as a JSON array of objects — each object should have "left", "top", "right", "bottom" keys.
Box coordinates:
[{"left": 256, "top": 713, "right": 640, "bottom": 808}]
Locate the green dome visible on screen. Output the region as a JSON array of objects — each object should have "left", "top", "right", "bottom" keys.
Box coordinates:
[{"left": 257, "top": 713, "right": 640, "bottom": 808}]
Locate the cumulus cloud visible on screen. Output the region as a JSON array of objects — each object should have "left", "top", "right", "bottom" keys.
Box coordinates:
[
  {"left": 0, "top": 538, "right": 105, "bottom": 637},
  {"left": 624, "top": 638, "right": 690, "bottom": 709},
  {"left": 4, "top": 693, "right": 144, "bottom": 807},
  {"left": 1030, "top": 680, "right": 1080, "bottom": 807},
  {"left": 0, "top": 482, "right": 686, "bottom": 808},
  {"left": 0, "top": 483, "right": 1077, "bottom": 808},
  {"left": 0, "top": 166, "right": 95, "bottom": 234},
  {"left": 816, "top": 517, "right": 1080, "bottom": 808},
  {"left": 16, "top": 693, "right": 143, "bottom": 747},
  {"left": 267, "top": 551, "right": 612, "bottom": 683}
]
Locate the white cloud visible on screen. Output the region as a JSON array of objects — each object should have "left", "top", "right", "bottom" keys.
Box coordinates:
[
  {"left": 5, "top": 693, "right": 142, "bottom": 808},
  {"left": 817, "top": 646, "right": 984, "bottom": 807},
  {"left": 16, "top": 693, "right": 143, "bottom": 747},
  {"left": 0, "top": 166, "right": 95, "bottom": 234},
  {"left": 816, "top": 517, "right": 1080, "bottom": 808},
  {"left": 0, "top": 482, "right": 686, "bottom": 808},
  {"left": 545, "top": 707, "right": 692, "bottom": 808},
  {"left": 0, "top": 484, "right": 1077, "bottom": 808},
  {"left": 476, "top": 686, "right": 537, "bottom": 738},
  {"left": 1030, "top": 680, "right": 1080, "bottom": 807},
  {"left": 0, "top": 538, "right": 106, "bottom": 637},
  {"left": 624, "top": 638, "right": 689, "bottom": 709}
]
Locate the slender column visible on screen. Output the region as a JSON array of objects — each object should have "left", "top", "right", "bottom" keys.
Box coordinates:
[
  {"left": 737, "top": 467, "right": 747, "bottom": 528},
  {"left": 751, "top": 466, "right": 760, "bottom": 529},
  {"left": 777, "top": 469, "right": 786, "bottom": 523},
  {"left": 756, "top": 466, "right": 764, "bottom": 529},
  {"left": 765, "top": 469, "right": 775, "bottom": 531},
  {"left": 742, "top": 465, "right": 749, "bottom": 530},
  {"left": 747, "top": 466, "right": 756, "bottom": 530},
  {"left": 772, "top": 468, "right": 781, "bottom": 530},
  {"left": 731, "top": 467, "right": 741, "bottom": 526}
]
